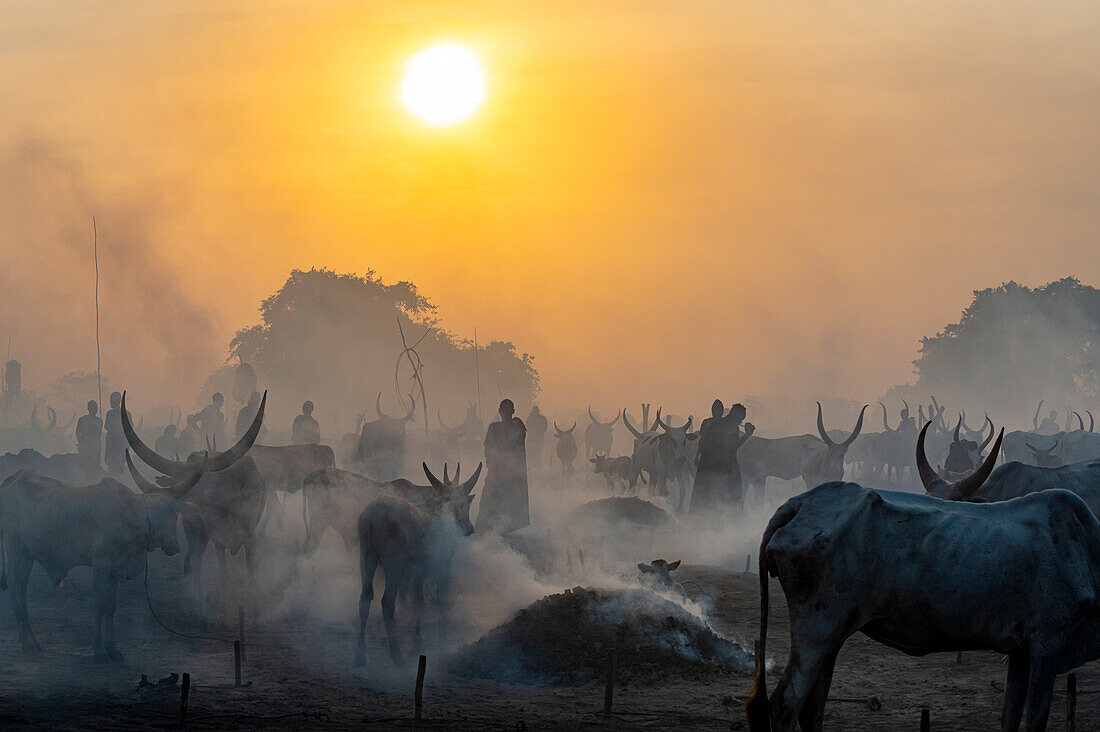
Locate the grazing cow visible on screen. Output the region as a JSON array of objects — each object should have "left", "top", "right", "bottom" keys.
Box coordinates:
[
  {"left": 553, "top": 422, "right": 578, "bottom": 476},
  {"left": 122, "top": 392, "right": 267, "bottom": 606},
  {"left": 249, "top": 443, "right": 336, "bottom": 494},
  {"left": 624, "top": 408, "right": 696, "bottom": 508},
  {"left": 0, "top": 459, "right": 204, "bottom": 661},
  {"left": 746, "top": 433, "right": 1100, "bottom": 731},
  {"left": 357, "top": 393, "right": 416, "bottom": 480},
  {"left": 584, "top": 408, "right": 620, "bottom": 459},
  {"left": 637, "top": 558, "right": 686, "bottom": 598},
  {"left": 301, "top": 466, "right": 438, "bottom": 555},
  {"left": 739, "top": 404, "right": 866, "bottom": 502},
  {"left": 590, "top": 453, "right": 635, "bottom": 491},
  {"left": 1026, "top": 441, "right": 1063, "bottom": 468},
  {"left": 355, "top": 462, "right": 481, "bottom": 665}
]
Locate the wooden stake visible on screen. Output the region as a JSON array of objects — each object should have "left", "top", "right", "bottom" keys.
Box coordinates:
[
  {"left": 920, "top": 708, "right": 930, "bottom": 732},
  {"left": 604, "top": 648, "right": 615, "bottom": 716},
  {"left": 956, "top": 651, "right": 962, "bottom": 663},
  {"left": 1068, "top": 673, "right": 1077, "bottom": 732},
  {"left": 234, "top": 640, "right": 242, "bottom": 687},
  {"left": 238, "top": 605, "right": 247, "bottom": 662},
  {"left": 180, "top": 673, "right": 190, "bottom": 725},
  {"left": 745, "top": 554, "right": 751, "bottom": 573},
  {"left": 414, "top": 654, "right": 427, "bottom": 720},
  {"left": 578, "top": 549, "right": 585, "bottom": 567}
]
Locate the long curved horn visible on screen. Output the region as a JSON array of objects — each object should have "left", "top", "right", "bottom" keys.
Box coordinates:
[
  {"left": 422, "top": 462, "right": 444, "bottom": 489},
  {"left": 902, "top": 399, "right": 910, "bottom": 414},
  {"left": 460, "top": 463, "right": 483, "bottom": 494},
  {"left": 916, "top": 422, "right": 940, "bottom": 491},
  {"left": 443, "top": 463, "right": 450, "bottom": 483},
  {"left": 952, "top": 428, "right": 1003, "bottom": 498},
  {"left": 1089, "top": 410, "right": 1095, "bottom": 432},
  {"left": 1026, "top": 442, "right": 1056, "bottom": 455},
  {"left": 566, "top": 421, "right": 576, "bottom": 435},
  {"left": 375, "top": 392, "right": 391, "bottom": 420},
  {"left": 609, "top": 409, "right": 621, "bottom": 427},
  {"left": 437, "top": 409, "right": 457, "bottom": 431},
  {"left": 880, "top": 403, "right": 894, "bottom": 432},
  {"left": 30, "top": 405, "right": 40, "bottom": 430},
  {"left": 588, "top": 407, "right": 601, "bottom": 426},
  {"left": 46, "top": 407, "right": 57, "bottom": 431},
  {"left": 172, "top": 406, "right": 182, "bottom": 428},
  {"left": 818, "top": 400, "right": 831, "bottom": 444},
  {"left": 622, "top": 409, "right": 642, "bottom": 439},
  {"left": 653, "top": 408, "right": 666, "bottom": 431},
  {"left": 553, "top": 421, "right": 564, "bottom": 435},
  {"left": 454, "top": 463, "right": 461, "bottom": 483},
  {"left": 841, "top": 405, "right": 868, "bottom": 448},
  {"left": 952, "top": 415, "right": 962, "bottom": 444},
  {"left": 403, "top": 393, "right": 416, "bottom": 423},
  {"left": 683, "top": 416, "right": 693, "bottom": 432},
  {"left": 202, "top": 390, "right": 266, "bottom": 472},
  {"left": 960, "top": 409, "right": 973, "bottom": 433},
  {"left": 123, "top": 392, "right": 189, "bottom": 477},
  {"left": 126, "top": 450, "right": 203, "bottom": 499},
  {"left": 1074, "top": 411, "right": 1085, "bottom": 431},
  {"left": 979, "top": 415, "right": 995, "bottom": 451}
]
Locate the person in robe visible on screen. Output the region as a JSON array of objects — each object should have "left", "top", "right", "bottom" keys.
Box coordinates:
[{"left": 475, "top": 399, "right": 530, "bottom": 534}]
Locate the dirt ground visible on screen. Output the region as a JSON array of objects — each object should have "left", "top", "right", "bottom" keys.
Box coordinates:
[{"left": 2, "top": 550, "right": 1099, "bottom": 731}]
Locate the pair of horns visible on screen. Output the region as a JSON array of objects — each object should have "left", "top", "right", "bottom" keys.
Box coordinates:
[
  {"left": 126, "top": 450, "right": 204, "bottom": 499},
  {"left": 917, "top": 421, "right": 1004, "bottom": 498},
  {"left": 123, "top": 390, "right": 266, "bottom": 479},
  {"left": 817, "top": 403, "right": 866, "bottom": 448},
  {"left": 554, "top": 421, "right": 576, "bottom": 435},
  {"left": 422, "top": 461, "right": 482, "bottom": 494},
  {"left": 587, "top": 407, "right": 621, "bottom": 428},
  {"left": 623, "top": 406, "right": 660, "bottom": 439},
  {"left": 656, "top": 413, "right": 693, "bottom": 432},
  {"left": 376, "top": 392, "right": 415, "bottom": 423}
]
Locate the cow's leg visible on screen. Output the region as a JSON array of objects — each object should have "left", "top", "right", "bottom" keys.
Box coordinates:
[
  {"left": 92, "top": 566, "right": 111, "bottom": 662},
  {"left": 797, "top": 647, "right": 839, "bottom": 732},
  {"left": 1023, "top": 657, "right": 1055, "bottom": 732},
  {"left": 216, "top": 544, "right": 230, "bottom": 620},
  {"left": 102, "top": 573, "right": 123, "bottom": 662},
  {"left": 771, "top": 623, "right": 850, "bottom": 732},
  {"left": 381, "top": 568, "right": 405, "bottom": 665},
  {"left": 1000, "top": 651, "right": 1029, "bottom": 731},
  {"left": 9, "top": 553, "right": 40, "bottom": 652},
  {"left": 354, "top": 542, "right": 378, "bottom": 667}
]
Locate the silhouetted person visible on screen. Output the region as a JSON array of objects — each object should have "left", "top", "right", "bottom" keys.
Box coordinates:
[
  {"left": 526, "top": 405, "right": 548, "bottom": 469},
  {"left": 103, "top": 391, "right": 128, "bottom": 476},
  {"left": 691, "top": 402, "right": 753, "bottom": 515},
  {"left": 155, "top": 424, "right": 180, "bottom": 459},
  {"left": 293, "top": 400, "right": 321, "bottom": 444},
  {"left": 476, "top": 399, "right": 529, "bottom": 535},
  {"left": 178, "top": 413, "right": 202, "bottom": 457},
  {"left": 198, "top": 392, "right": 226, "bottom": 448},
  {"left": 697, "top": 399, "right": 724, "bottom": 447},
  {"left": 75, "top": 400, "right": 102, "bottom": 466},
  {"left": 236, "top": 391, "right": 266, "bottom": 441},
  {"left": 1038, "top": 410, "right": 1061, "bottom": 435}
]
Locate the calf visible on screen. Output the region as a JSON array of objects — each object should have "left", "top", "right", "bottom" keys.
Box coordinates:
[
  {"left": 637, "top": 558, "right": 686, "bottom": 598},
  {"left": 590, "top": 453, "right": 635, "bottom": 491}
]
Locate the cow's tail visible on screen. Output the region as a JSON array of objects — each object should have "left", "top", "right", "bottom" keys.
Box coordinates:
[{"left": 745, "top": 500, "right": 800, "bottom": 732}]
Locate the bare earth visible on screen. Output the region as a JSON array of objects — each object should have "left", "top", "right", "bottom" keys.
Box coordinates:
[{"left": 2, "top": 553, "right": 1098, "bottom": 731}]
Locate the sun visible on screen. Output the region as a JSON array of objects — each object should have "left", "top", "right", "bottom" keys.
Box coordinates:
[{"left": 400, "top": 44, "right": 486, "bottom": 128}]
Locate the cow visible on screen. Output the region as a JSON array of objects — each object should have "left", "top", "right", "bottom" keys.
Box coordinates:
[
  {"left": 357, "top": 393, "right": 416, "bottom": 480},
  {"left": 1026, "top": 441, "right": 1063, "bottom": 468},
  {"left": 354, "top": 462, "right": 481, "bottom": 666},
  {"left": 122, "top": 392, "right": 267, "bottom": 609},
  {"left": 301, "top": 466, "right": 439, "bottom": 555},
  {"left": 246, "top": 442, "right": 336, "bottom": 533},
  {"left": 0, "top": 458, "right": 205, "bottom": 661},
  {"left": 637, "top": 558, "right": 686, "bottom": 599},
  {"left": 584, "top": 407, "right": 620, "bottom": 459},
  {"left": 623, "top": 408, "right": 696, "bottom": 510},
  {"left": 589, "top": 453, "right": 635, "bottom": 491},
  {"left": 916, "top": 421, "right": 1100, "bottom": 517},
  {"left": 553, "top": 422, "right": 578, "bottom": 477},
  {"left": 940, "top": 414, "right": 995, "bottom": 479},
  {"left": 738, "top": 404, "right": 866, "bottom": 503},
  {"left": 0, "top": 448, "right": 106, "bottom": 486}
]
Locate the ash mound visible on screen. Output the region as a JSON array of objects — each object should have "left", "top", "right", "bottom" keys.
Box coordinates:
[
  {"left": 448, "top": 586, "right": 752, "bottom": 685},
  {"left": 568, "top": 497, "right": 675, "bottom": 527}
]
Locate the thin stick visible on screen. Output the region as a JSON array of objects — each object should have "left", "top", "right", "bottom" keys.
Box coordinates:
[
  {"left": 234, "top": 640, "right": 242, "bottom": 687},
  {"left": 180, "top": 673, "right": 191, "bottom": 725},
  {"left": 93, "top": 217, "right": 102, "bottom": 412},
  {"left": 414, "top": 654, "right": 427, "bottom": 720},
  {"left": 745, "top": 554, "right": 751, "bottom": 573},
  {"left": 920, "top": 708, "right": 930, "bottom": 732},
  {"left": 238, "top": 605, "right": 246, "bottom": 662},
  {"left": 604, "top": 648, "right": 615, "bottom": 715},
  {"left": 473, "top": 327, "right": 482, "bottom": 419},
  {"left": 1068, "top": 673, "right": 1077, "bottom": 732}
]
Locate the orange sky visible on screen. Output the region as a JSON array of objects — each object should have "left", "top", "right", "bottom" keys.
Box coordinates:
[{"left": 2, "top": 1, "right": 1099, "bottom": 414}]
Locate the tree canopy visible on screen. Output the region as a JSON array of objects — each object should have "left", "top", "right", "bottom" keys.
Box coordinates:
[
  {"left": 207, "top": 268, "right": 539, "bottom": 436},
  {"left": 911, "top": 277, "right": 1099, "bottom": 423}
]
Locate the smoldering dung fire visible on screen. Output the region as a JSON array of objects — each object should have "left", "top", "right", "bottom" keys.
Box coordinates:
[{"left": 448, "top": 586, "right": 753, "bottom": 685}]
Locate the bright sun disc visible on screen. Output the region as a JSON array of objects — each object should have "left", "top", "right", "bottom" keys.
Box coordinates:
[{"left": 400, "top": 44, "right": 486, "bottom": 127}]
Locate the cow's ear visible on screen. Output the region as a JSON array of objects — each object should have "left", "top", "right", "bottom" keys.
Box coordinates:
[
  {"left": 638, "top": 563, "right": 652, "bottom": 573},
  {"left": 686, "top": 433, "right": 699, "bottom": 441},
  {"left": 668, "top": 560, "right": 681, "bottom": 571},
  {"left": 466, "top": 493, "right": 477, "bottom": 503}
]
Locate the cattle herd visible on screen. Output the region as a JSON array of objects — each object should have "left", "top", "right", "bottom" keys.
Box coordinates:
[{"left": 2, "top": 384, "right": 1100, "bottom": 731}]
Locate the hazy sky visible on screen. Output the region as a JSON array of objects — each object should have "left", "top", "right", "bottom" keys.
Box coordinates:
[{"left": 2, "top": 1, "right": 1099, "bottom": 413}]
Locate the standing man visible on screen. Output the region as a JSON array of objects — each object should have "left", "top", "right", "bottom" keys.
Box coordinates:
[
  {"left": 292, "top": 400, "right": 321, "bottom": 444},
  {"left": 75, "top": 400, "right": 103, "bottom": 466},
  {"left": 235, "top": 391, "right": 266, "bottom": 441},
  {"left": 103, "top": 391, "right": 128, "bottom": 476},
  {"left": 476, "top": 399, "right": 530, "bottom": 535},
  {"left": 525, "top": 405, "right": 548, "bottom": 471},
  {"left": 198, "top": 392, "right": 226, "bottom": 449},
  {"left": 690, "top": 402, "right": 754, "bottom": 515},
  {"left": 155, "top": 424, "right": 180, "bottom": 459}
]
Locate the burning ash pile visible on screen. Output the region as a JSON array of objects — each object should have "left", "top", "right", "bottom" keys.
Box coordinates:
[{"left": 448, "top": 586, "right": 752, "bottom": 685}]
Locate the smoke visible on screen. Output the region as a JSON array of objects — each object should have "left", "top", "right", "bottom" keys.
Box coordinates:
[{"left": 0, "top": 136, "right": 220, "bottom": 411}]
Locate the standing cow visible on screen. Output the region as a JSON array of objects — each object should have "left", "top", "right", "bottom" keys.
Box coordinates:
[
  {"left": 357, "top": 393, "right": 416, "bottom": 480},
  {"left": 584, "top": 408, "right": 620, "bottom": 459},
  {"left": 553, "top": 422, "right": 578, "bottom": 477}
]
